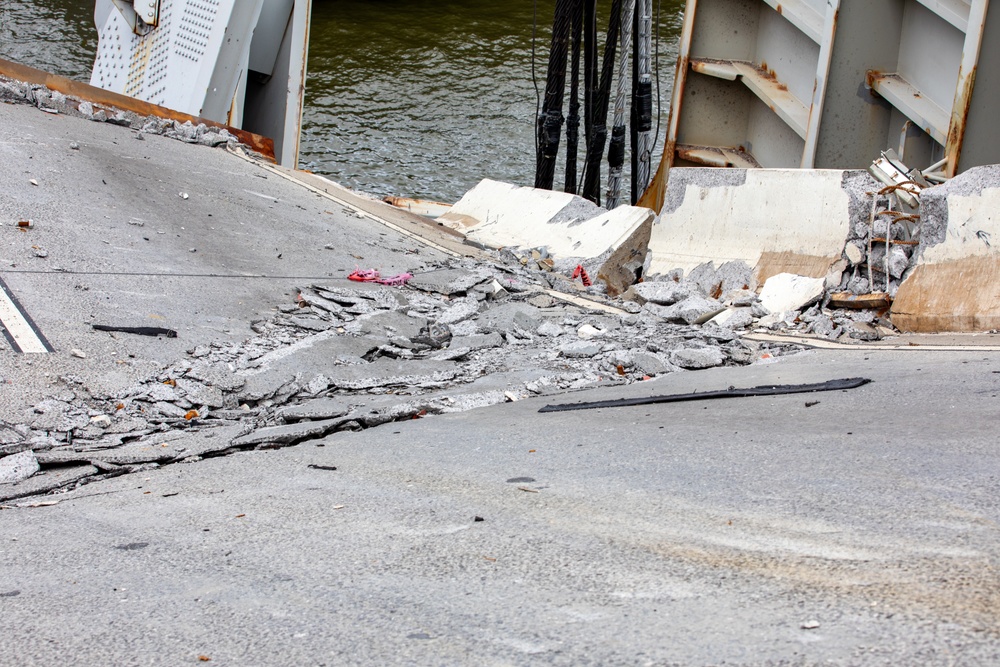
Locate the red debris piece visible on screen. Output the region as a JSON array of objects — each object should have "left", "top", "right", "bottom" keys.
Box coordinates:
[
  {"left": 571, "top": 264, "right": 592, "bottom": 287},
  {"left": 348, "top": 269, "right": 381, "bottom": 282}
]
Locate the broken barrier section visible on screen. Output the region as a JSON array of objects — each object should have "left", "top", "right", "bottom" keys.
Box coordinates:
[
  {"left": 647, "top": 168, "right": 876, "bottom": 285},
  {"left": 892, "top": 165, "right": 1000, "bottom": 332},
  {"left": 438, "top": 179, "right": 654, "bottom": 296}
]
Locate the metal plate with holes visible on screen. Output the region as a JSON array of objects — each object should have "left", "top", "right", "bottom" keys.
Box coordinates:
[{"left": 90, "top": 0, "right": 262, "bottom": 123}]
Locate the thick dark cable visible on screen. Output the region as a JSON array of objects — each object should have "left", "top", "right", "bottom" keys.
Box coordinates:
[
  {"left": 535, "top": 0, "right": 574, "bottom": 190},
  {"left": 538, "top": 378, "right": 873, "bottom": 413},
  {"left": 581, "top": 0, "right": 621, "bottom": 205},
  {"left": 565, "top": 0, "right": 583, "bottom": 194},
  {"left": 582, "top": 0, "right": 597, "bottom": 174},
  {"left": 532, "top": 0, "right": 539, "bottom": 154},
  {"left": 629, "top": 1, "right": 640, "bottom": 204},
  {"left": 651, "top": 0, "right": 662, "bottom": 161}
]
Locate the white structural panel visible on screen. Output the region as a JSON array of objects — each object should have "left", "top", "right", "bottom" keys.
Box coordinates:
[{"left": 91, "top": 0, "right": 263, "bottom": 124}]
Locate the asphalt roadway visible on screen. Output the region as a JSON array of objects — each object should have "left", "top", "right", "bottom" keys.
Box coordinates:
[{"left": 1, "top": 102, "right": 1000, "bottom": 666}]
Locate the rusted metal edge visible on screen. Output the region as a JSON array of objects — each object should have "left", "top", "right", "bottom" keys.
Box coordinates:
[
  {"left": 828, "top": 292, "right": 892, "bottom": 310},
  {"left": 0, "top": 57, "right": 275, "bottom": 161}
]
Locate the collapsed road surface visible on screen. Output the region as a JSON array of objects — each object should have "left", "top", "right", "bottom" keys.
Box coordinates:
[
  {"left": 0, "top": 92, "right": 798, "bottom": 500},
  {"left": 1, "top": 88, "right": 999, "bottom": 665}
]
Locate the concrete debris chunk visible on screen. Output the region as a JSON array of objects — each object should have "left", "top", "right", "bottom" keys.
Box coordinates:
[
  {"left": 671, "top": 347, "right": 726, "bottom": 370},
  {"left": 0, "top": 451, "right": 40, "bottom": 485},
  {"left": 408, "top": 268, "right": 489, "bottom": 295},
  {"left": 758, "top": 273, "right": 826, "bottom": 314},
  {"left": 709, "top": 308, "right": 754, "bottom": 330},
  {"left": 438, "top": 297, "right": 480, "bottom": 325},
  {"left": 279, "top": 399, "right": 352, "bottom": 423},
  {"left": 622, "top": 281, "right": 693, "bottom": 306},
  {"left": 646, "top": 296, "right": 726, "bottom": 325},
  {"left": 230, "top": 418, "right": 348, "bottom": 448},
  {"left": 559, "top": 341, "right": 603, "bottom": 358}
]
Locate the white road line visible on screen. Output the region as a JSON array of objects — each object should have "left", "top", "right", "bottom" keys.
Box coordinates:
[{"left": 0, "top": 278, "right": 52, "bottom": 354}]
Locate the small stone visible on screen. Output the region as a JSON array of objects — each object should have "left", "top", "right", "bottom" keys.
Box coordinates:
[
  {"left": 179, "top": 192, "right": 189, "bottom": 200},
  {"left": 801, "top": 620, "right": 820, "bottom": 630},
  {"left": 89, "top": 415, "right": 112, "bottom": 428},
  {"left": 577, "top": 324, "right": 603, "bottom": 339},
  {"left": 70, "top": 349, "right": 86, "bottom": 359},
  {"left": 844, "top": 242, "right": 865, "bottom": 265},
  {"left": 847, "top": 322, "right": 881, "bottom": 341},
  {"left": 69, "top": 142, "right": 80, "bottom": 150},
  {"left": 536, "top": 321, "right": 565, "bottom": 337},
  {"left": 29, "top": 179, "right": 38, "bottom": 186}
]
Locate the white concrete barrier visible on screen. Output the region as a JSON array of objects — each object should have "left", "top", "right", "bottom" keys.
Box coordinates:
[
  {"left": 647, "top": 169, "right": 873, "bottom": 284},
  {"left": 892, "top": 166, "right": 1000, "bottom": 332},
  {"left": 439, "top": 179, "right": 654, "bottom": 295}
]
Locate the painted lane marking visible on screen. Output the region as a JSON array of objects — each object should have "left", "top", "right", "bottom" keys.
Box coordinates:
[{"left": 0, "top": 276, "right": 53, "bottom": 354}]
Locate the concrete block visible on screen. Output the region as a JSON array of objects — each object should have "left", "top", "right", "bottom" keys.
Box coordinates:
[
  {"left": 408, "top": 268, "right": 490, "bottom": 296},
  {"left": 0, "top": 451, "right": 39, "bottom": 484},
  {"left": 622, "top": 281, "right": 692, "bottom": 306},
  {"left": 893, "top": 166, "right": 1000, "bottom": 331},
  {"left": 709, "top": 308, "right": 754, "bottom": 330},
  {"left": 441, "top": 179, "right": 654, "bottom": 294},
  {"left": 758, "top": 273, "right": 825, "bottom": 314},
  {"left": 649, "top": 169, "right": 877, "bottom": 282},
  {"left": 438, "top": 297, "right": 480, "bottom": 325},
  {"left": 644, "top": 296, "right": 726, "bottom": 325},
  {"left": 448, "top": 332, "right": 505, "bottom": 351},
  {"left": 559, "top": 341, "right": 603, "bottom": 358},
  {"left": 670, "top": 348, "right": 725, "bottom": 370}
]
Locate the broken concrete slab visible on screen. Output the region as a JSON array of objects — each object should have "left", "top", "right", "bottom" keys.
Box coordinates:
[
  {"left": 35, "top": 425, "right": 244, "bottom": 465},
  {"left": 0, "top": 464, "right": 99, "bottom": 502},
  {"left": 649, "top": 169, "right": 877, "bottom": 282},
  {"left": 230, "top": 418, "right": 348, "bottom": 448},
  {"left": 407, "top": 268, "right": 490, "bottom": 296},
  {"left": 440, "top": 179, "right": 654, "bottom": 294},
  {"left": 758, "top": 274, "right": 826, "bottom": 314},
  {"left": 644, "top": 296, "right": 726, "bottom": 325},
  {"left": 278, "top": 398, "right": 352, "bottom": 423},
  {"left": 710, "top": 308, "right": 754, "bottom": 330},
  {"left": 325, "top": 359, "right": 458, "bottom": 391},
  {"left": 893, "top": 165, "right": 1000, "bottom": 332},
  {"left": 0, "top": 450, "right": 39, "bottom": 485},
  {"left": 622, "top": 281, "right": 693, "bottom": 306}
]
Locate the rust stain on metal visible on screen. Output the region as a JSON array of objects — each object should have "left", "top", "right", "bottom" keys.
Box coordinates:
[
  {"left": 0, "top": 57, "right": 275, "bottom": 161},
  {"left": 865, "top": 69, "right": 882, "bottom": 91},
  {"left": 828, "top": 292, "right": 892, "bottom": 310},
  {"left": 945, "top": 65, "right": 976, "bottom": 178}
]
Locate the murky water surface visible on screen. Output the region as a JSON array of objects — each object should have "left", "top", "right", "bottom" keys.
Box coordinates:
[{"left": 1, "top": 1, "right": 682, "bottom": 202}]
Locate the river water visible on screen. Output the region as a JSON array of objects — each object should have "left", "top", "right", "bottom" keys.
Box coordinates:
[{"left": 0, "top": 1, "right": 682, "bottom": 203}]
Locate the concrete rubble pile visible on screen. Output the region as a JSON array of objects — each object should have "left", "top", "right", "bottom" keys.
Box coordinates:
[
  {"left": 0, "top": 75, "right": 239, "bottom": 148},
  {"left": 633, "top": 259, "right": 897, "bottom": 344},
  {"left": 0, "top": 254, "right": 799, "bottom": 503}
]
